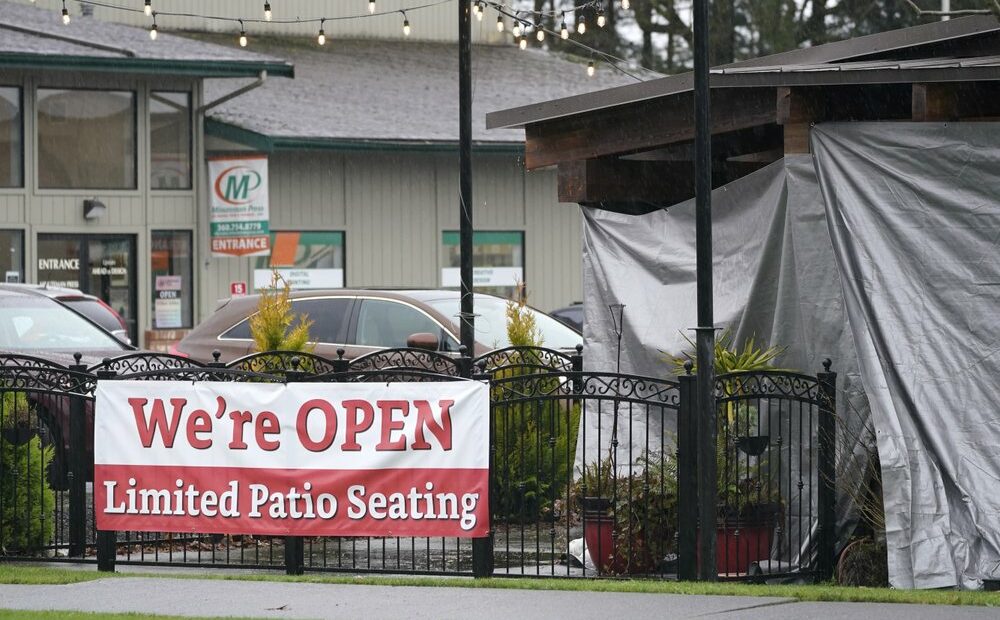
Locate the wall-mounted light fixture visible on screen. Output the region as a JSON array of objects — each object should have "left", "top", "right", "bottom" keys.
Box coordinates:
[{"left": 83, "top": 198, "right": 106, "bottom": 220}]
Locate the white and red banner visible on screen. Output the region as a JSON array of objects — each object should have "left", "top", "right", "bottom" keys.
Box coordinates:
[{"left": 94, "top": 381, "right": 489, "bottom": 537}]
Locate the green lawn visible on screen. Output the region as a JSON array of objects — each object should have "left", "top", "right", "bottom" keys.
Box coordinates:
[{"left": 1, "top": 563, "right": 998, "bottom": 607}]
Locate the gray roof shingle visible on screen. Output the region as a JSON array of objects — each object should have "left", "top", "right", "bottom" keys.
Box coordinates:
[
  {"left": 204, "top": 36, "right": 636, "bottom": 144},
  {"left": 0, "top": 1, "right": 291, "bottom": 76}
]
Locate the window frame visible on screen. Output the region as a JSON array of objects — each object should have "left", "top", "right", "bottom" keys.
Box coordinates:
[
  {"left": 252, "top": 230, "right": 348, "bottom": 289},
  {"left": 149, "top": 90, "right": 193, "bottom": 191},
  {"left": 347, "top": 296, "right": 459, "bottom": 351},
  {"left": 0, "top": 85, "right": 24, "bottom": 189},
  {"left": 218, "top": 294, "right": 356, "bottom": 346},
  {"left": 35, "top": 86, "right": 138, "bottom": 191}
]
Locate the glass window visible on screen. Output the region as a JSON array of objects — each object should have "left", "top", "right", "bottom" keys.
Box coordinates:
[
  {"left": 0, "top": 230, "right": 23, "bottom": 283},
  {"left": 289, "top": 298, "right": 351, "bottom": 344},
  {"left": 355, "top": 299, "right": 452, "bottom": 349},
  {"left": 425, "top": 294, "right": 581, "bottom": 351},
  {"left": 0, "top": 294, "right": 125, "bottom": 351},
  {"left": 441, "top": 231, "right": 524, "bottom": 299},
  {"left": 0, "top": 87, "right": 22, "bottom": 188},
  {"left": 37, "top": 89, "right": 136, "bottom": 189},
  {"left": 150, "top": 92, "right": 191, "bottom": 190},
  {"left": 151, "top": 231, "right": 193, "bottom": 329},
  {"left": 221, "top": 319, "right": 251, "bottom": 340},
  {"left": 253, "top": 231, "right": 345, "bottom": 290}
]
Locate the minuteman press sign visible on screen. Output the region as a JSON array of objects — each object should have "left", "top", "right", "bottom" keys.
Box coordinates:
[
  {"left": 209, "top": 155, "right": 270, "bottom": 257},
  {"left": 94, "top": 381, "right": 489, "bottom": 537}
]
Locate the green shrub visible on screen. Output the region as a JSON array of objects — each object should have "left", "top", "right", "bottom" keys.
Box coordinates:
[
  {"left": 0, "top": 434, "right": 55, "bottom": 554},
  {"left": 490, "top": 287, "right": 580, "bottom": 522},
  {"left": 250, "top": 271, "right": 314, "bottom": 353}
]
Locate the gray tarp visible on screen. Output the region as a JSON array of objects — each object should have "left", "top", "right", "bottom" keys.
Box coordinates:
[
  {"left": 581, "top": 125, "right": 1000, "bottom": 587},
  {"left": 812, "top": 123, "right": 1000, "bottom": 589}
]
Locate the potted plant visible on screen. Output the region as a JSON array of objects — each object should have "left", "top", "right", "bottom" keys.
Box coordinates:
[
  {"left": 670, "top": 330, "right": 787, "bottom": 574},
  {"left": 574, "top": 450, "right": 678, "bottom": 575}
]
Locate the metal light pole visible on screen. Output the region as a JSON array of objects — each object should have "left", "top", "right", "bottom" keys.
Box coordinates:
[{"left": 693, "top": 0, "right": 718, "bottom": 581}]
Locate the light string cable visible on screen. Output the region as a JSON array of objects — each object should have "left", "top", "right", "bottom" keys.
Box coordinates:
[
  {"left": 75, "top": 0, "right": 454, "bottom": 30},
  {"left": 488, "top": 1, "right": 651, "bottom": 81}
]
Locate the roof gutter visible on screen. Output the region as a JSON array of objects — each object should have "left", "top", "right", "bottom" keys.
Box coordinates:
[{"left": 199, "top": 71, "right": 268, "bottom": 114}]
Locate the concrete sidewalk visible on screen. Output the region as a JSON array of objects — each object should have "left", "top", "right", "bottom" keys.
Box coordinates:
[{"left": 0, "top": 576, "right": 997, "bottom": 619}]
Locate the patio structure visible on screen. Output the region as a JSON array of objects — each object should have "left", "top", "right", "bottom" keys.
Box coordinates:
[{"left": 487, "top": 16, "right": 1000, "bottom": 589}]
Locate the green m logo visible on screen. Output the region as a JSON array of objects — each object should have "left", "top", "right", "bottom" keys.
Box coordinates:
[{"left": 214, "top": 165, "right": 263, "bottom": 205}]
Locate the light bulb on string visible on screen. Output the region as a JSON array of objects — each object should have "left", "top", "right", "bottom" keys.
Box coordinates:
[
  {"left": 474, "top": 1, "right": 483, "bottom": 20},
  {"left": 368, "top": 0, "right": 376, "bottom": 14},
  {"left": 559, "top": 14, "right": 568, "bottom": 40},
  {"left": 597, "top": 8, "right": 606, "bottom": 28},
  {"left": 264, "top": 2, "right": 272, "bottom": 21},
  {"left": 149, "top": 15, "right": 158, "bottom": 40},
  {"left": 238, "top": 20, "right": 247, "bottom": 47},
  {"left": 512, "top": 20, "right": 521, "bottom": 37},
  {"left": 144, "top": 0, "right": 152, "bottom": 17},
  {"left": 621, "top": 0, "right": 630, "bottom": 9},
  {"left": 535, "top": 23, "right": 545, "bottom": 41},
  {"left": 496, "top": 15, "right": 504, "bottom": 32},
  {"left": 402, "top": 12, "right": 410, "bottom": 36},
  {"left": 577, "top": 18, "right": 585, "bottom": 35},
  {"left": 61, "top": 1, "right": 70, "bottom": 24},
  {"left": 317, "top": 19, "right": 326, "bottom": 45},
  {"left": 519, "top": 35, "right": 527, "bottom": 50},
  {"left": 587, "top": 60, "right": 595, "bottom": 77}
]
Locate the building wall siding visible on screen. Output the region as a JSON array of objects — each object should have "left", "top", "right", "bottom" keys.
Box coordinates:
[{"left": 200, "top": 149, "right": 581, "bottom": 317}]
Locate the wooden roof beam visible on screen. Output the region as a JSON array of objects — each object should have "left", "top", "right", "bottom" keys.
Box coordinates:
[{"left": 524, "top": 87, "right": 775, "bottom": 170}]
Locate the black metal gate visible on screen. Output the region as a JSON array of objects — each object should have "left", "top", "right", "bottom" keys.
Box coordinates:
[{"left": 0, "top": 348, "right": 835, "bottom": 581}]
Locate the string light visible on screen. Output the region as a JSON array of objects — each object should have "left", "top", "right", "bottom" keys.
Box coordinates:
[
  {"left": 621, "top": 0, "right": 630, "bottom": 9},
  {"left": 560, "top": 14, "right": 568, "bottom": 40},
  {"left": 144, "top": 0, "right": 151, "bottom": 17},
  {"left": 587, "top": 60, "right": 595, "bottom": 77},
  {"left": 474, "top": 1, "right": 483, "bottom": 21},
  {"left": 264, "top": 2, "right": 272, "bottom": 21},
  {"left": 597, "top": 7, "right": 606, "bottom": 27},
  {"left": 496, "top": 14, "right": 504, "bottom": 32},
  {"left": 317, "top": 19, "right": 326, "bottom": 45},
  {"left": 238, "top": 20, "right": 247, "bottom": 47},
  {"left": 577, "top": 17, "right": 586, "bottom": 35},
  {"left": 511, "top": 19, "right": 521, "bottom": 38},
  {"left": 535, "top": 22, "right": 545, "bottom": 42},
  {"left": 368, "top": 0, "right": 376, "bottom": 14},
  {"left": 402, "top": 11, "right": 410, "bottom": 36},
  {"left": 61, "top": 0, "right": 70, "bottom": 24},
  {"left": 519, "top": 35, "right": 527, "bottom": 50},
  {"left": 149, "top": 13, "right": 157, "bottom": 40}
]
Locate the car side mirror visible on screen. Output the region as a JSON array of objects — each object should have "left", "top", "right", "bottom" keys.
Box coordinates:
[{"left": 407, "top": 332, "right": 439, "bottom": 351}]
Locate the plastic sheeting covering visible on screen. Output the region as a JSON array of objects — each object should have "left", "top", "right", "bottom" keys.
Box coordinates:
[
  {"left": 581, "top": 130, "right": 1000, "bottom": 587},
  {"left": 812, "top": 123, "right": 1000, "bottom": 589}
]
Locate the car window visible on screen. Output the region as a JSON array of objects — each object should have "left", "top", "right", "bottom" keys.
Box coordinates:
[
  {"left": 61, "top": 299, "right": 122, "bottom": 333},
  {"left": 290, "top": 298, "right": 351, "bottom": 344},
  {"left": 425, "top": 295, "right": 582, "bottom": 350},
  {"left": 0, "top": 295, "right": 124, "bottom": 350},
  {"left": 354, "top": 299, "right": 451, "bottom": 349},
  {"left": 220, "top": 298, "right": 352, "bottom": 344}
]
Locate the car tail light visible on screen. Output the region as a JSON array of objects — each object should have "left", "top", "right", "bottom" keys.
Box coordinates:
[{"left": 168, "top": 342, "right": 189, "bottom": 358}]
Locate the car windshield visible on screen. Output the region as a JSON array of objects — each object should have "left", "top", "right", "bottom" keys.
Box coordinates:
[
  {"left": 425, "top": 294, "right": 582, "bottom": 350},
  {"left": 0, "top": 295, "right": 124, "bottom": 350}
]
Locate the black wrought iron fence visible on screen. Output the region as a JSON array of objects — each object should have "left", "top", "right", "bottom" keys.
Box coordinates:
[{"left": 0, "top": 348, "right": 836, "bottom": 582}]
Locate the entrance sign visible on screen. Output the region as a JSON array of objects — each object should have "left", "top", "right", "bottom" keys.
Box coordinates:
[
  {"left": 209, "top": 155, "right": 270, "bottom": 257},
  {"left": 94, "top": 380, "right": 489, "bottom": 537}
]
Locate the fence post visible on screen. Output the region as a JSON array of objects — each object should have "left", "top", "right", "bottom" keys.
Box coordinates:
[
  {"left": 463, "top": 349, "right": 493, "bottom": 578},
  {"left": 817, "top": 358, "right": 837, "bottom": 581},
  {"left": 67, "top": 353, "right": 88, "bottom": 558},
  {"left": 333, "top": 348, "right": 350, "bottom": 377},
  {"left": 95, "top": 364, "right": 117, "bottom": 572},
  {"left": 283, "top": 357, "right": 306, "bottom": 576},
  {"left": 677, "top": 361, "right": 698, "bottom": 581},
  {"left": 570, "top": 344, "right": 583, "bottom": 395}
]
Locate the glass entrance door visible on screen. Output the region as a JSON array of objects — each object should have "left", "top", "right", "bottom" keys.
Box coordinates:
[{"left": 37, "top": 234, "right": 138, "bottom": 344}]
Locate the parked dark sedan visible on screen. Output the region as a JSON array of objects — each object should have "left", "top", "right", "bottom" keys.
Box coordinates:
[{"left": 177, "top": 289, "right": 582, "bottom": 363}]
